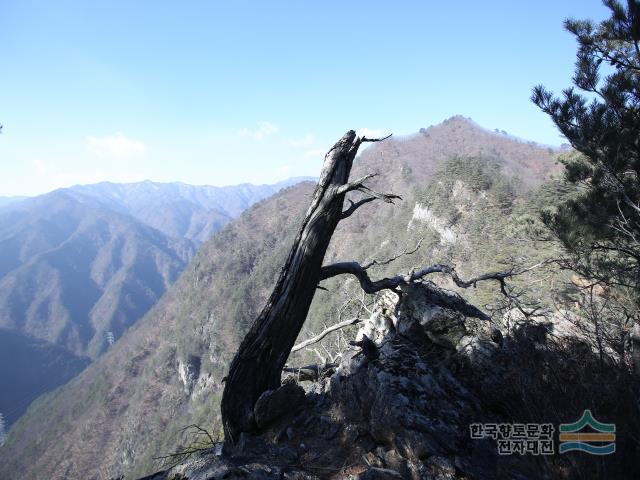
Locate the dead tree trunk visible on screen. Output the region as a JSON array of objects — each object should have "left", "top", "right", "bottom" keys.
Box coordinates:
[
  {"left": 219, "top": 129, "right": 531, "bottom": 443},
  {"left": 220, "top": 130, "right": 395, "bottom": 443}
]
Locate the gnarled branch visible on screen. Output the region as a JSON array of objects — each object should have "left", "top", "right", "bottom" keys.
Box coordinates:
[
  {"left": 319, "top": 260, "right": 555, "bottom": 295},
  {"left": 362, "top": 238, "right": 423, "bottom": 270},
  {"left": 340, "top": 191, "right": 401, "bottom": 219},
  {"left": 341, "top": 196, "right": 378, "bottom": 219}
]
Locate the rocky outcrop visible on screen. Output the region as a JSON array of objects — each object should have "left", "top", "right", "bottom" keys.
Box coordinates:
[
  {"left": 142, "top": 276, "right": 640, "bottom": 480},
  {"left": 408, "top": 204, "right": 457, "bottom": 245},
  {"left": 178, "top": 355, "right": 202, "bottom": 395},
  {"left": 254, "top": 382, "right": 306, "bottom": 430},
  {"left": 145, "top": 283, "right": 527, "bottom": 480}
]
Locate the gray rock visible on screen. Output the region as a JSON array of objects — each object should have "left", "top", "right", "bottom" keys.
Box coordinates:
[
  {"left": 143, "top": 283, "right": 520, "bottom": 480},
  {"left": 426, "top": 455, "right": 457, "bottom": 480},
  {"left": 177, "top": 354, "right": 201, "bottom": 394},
  {"left": 421, "top": 307, "right": 467, "bottom": 349},
  {"left": 356, "top": 466, "right": 403, "bottom": 479},
  {"left": 254, "top": 382, "right": 306, "bottom": 429},
  {"left": 358, "top": 283, "right": 498, "bottom": 358}
]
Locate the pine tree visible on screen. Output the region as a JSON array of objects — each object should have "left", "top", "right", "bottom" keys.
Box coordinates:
[{"left": 532, "top": 0, "right": 640, "bottom": 304}]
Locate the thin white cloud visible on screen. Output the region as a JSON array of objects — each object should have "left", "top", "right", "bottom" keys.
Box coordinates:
[
  {"left": 287, "top": 134, "right": 314, "bottom": 148},
  {"left": 277, "top": 165, "right": 291, "bottom": 175},
  {"left": 32, "top": 159, "right": 48, "bottom": 177},
  {"left": 87, "top": 133, "right": 147, "bottom": 157},
  {"left": 355, "top": 128, "right": 384, "bottom": 139},
  {"left": 238, "top": 121, "right": 279, "bottom": 141},
  {"left": 303, "top": 149, "right": 326, "bottom": 159}
]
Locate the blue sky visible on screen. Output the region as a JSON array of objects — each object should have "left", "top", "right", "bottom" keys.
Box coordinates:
[{"left": 0, "top": 1, "right": 610, "bottom": 196}]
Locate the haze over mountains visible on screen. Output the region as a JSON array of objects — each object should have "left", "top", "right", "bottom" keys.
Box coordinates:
[
  {"left": 0, "top": 196, "right": 28, "bottom": 208},
  {"left": 0, "top": 177, "right": 309, "bottom": 427},
  {"left": 66, "top": 178, "right": 311, "bottom": 243},
  {"left": 0, "top": 117, "right": 563, "bottom": 479}
]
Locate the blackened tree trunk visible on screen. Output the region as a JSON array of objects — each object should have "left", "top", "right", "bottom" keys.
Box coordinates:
[
  {"left": 220, "top": 130, "right": 389, "bottom": 442},
  {"left": 220, "top": 129, "right": 527, "bottom": 443}
]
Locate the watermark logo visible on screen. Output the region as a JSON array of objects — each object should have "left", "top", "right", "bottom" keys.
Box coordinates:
[
  {"left": 558, "top": 409, "right": 616, "bottom": 455},
  {"left": 469, "top": 422, "right": 555, "bottom": 455},
  {"left": 470, "top": 410, "right": 616, "bottom": 456}
]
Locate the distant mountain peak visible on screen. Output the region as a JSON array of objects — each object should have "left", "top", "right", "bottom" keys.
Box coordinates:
[
  {"left": 415, "top": 116, "right": 559, "bottom": 151},
  {"left": 419, "top": 116, "right": 494, "bottom": 136},
  {"left": 442, "top": 114, "right": 477, "bottom": 125}
]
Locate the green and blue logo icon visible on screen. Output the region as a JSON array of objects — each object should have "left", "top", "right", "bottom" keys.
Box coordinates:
[{"left": 559, "top": 410, "right": 616, "bottom": 455}]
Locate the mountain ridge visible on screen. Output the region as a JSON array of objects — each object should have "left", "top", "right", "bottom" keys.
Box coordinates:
[
  {"left": 0, "top": 189, "right": 196, "bottom": 358},
  {"left": 0, "top": 177, "right": 315, "bottom": 243}
]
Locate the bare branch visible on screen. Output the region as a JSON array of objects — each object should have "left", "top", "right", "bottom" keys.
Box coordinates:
[
  {"left": 179, "top": 423, "right": 216, "bottom": 446},
  {"left": 291, "top": 317, "right": 362, "bottom": 353},
  {"left": 319, "top": 262, "right": 440, "bottom": 293},
  {"left": 282, "top": 363, "right": 337, "bottom": 382},
  {"left": 336, "top": 173, "right": 377, "bottom": 195},
  {"left": 360, "top": 133, "right": 392, "bottom": 143},
  {"left": 310, "top": 347, "right": 326, "bottom": 364},
  {"left": 335, "top": 172, "right": 401, "bottom": 212},
  {"left": 341, "top": 196, "right": 378, "bottom": 219},
  {"left": 362, "top": 238, "right": 423, "bottom": 270},
  {"left": 153, "top": 424, "right": 218, "bottom": 468},
  {"left": 320, "top": 259, "right": 557, "bottom": 296},
  {"left": 357, "top": 186, "right": 401, "bottom": 204}
]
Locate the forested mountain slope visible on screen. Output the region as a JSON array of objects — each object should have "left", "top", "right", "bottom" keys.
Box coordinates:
[
  {"left": 0, "top": 190, "right": 196, "bottom": 359},
  {"left": 0, "top": 330, "right": 90, "bottom": 426},
  {"left": 0, "top": 178, "right": 308, "bottom": 430}
]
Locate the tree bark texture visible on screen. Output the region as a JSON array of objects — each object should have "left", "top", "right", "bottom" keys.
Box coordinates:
[{"left": 221, "top": 130, "right": 369, "bottom": 443}]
